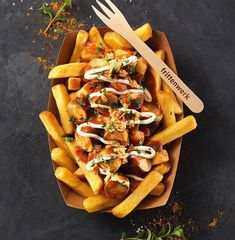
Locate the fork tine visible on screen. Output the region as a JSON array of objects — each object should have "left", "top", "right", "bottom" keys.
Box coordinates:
[
  {"left": 104, "top": 0, "right": 121, "bottom": 14},
  {"left": 92, "top": 5, "right": 110, "bottom": 24},
  {"left": 96, "top": 0, "right": 114, "bottom": 18}
]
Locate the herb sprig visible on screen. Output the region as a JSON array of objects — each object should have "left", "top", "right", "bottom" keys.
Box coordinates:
[
  {"left": 121, "top": 224, "right": 184, "bottom": 240},
  {"left": 39, "top": 0, "right": 73, "bottom": 33}
]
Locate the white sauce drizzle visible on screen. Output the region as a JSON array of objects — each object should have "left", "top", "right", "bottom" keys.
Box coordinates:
[
  {"left": 126, "top": 174, "right": 144, "bottom": 181},
  {"left": 79, "top": 55, "right": 158, "bottom": 179}
]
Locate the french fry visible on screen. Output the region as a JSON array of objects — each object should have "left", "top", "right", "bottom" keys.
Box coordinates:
[
  {"left": 157, "top": 91, "right": 176, "bottom": 128},
  {"left": 52, "top": 84, "right": 74, "bottom": 134},
  {"left": 69, "top": 92, "right": 77, "bottom": 101},
  {"left": 83, "top": 194, "right": 121, "bottom": 213},
  {"left": 112, "top": 170, "right": 163, "bottom": 218},
  {"left": 66, "top": 140, "right": 103, "bottom": 195},
  {"left": 88, "top": 26, "right": 108, "bottom": 50},
  {"left": 145, "top": 50, "right": 165, "bottom": 101},
  {"left": 55, "top": 167, "right": 94, "bottom": 198},
  {"left": 135, "top": 57, "right": 148, "bottom": 76},
  {"left": 39, "top": 111, "right": 73, "bottom": 159},
  {"left": 150, "top": 182, "right": 165, "bottom": 196},
  {"left": 162, "top": 81, "right": 183, "bottom": 115},
  {"left": 135, "top": 23, "right": 152, "bottom": 42},
  {"left": 48, "top": 62, "right": 87, "bottom": 79},
  {"left": 152, "top": 149, "right": 169, "bottom": 165},
  {"left": 146, "top": 115, "right": 197, "bottom": 145},
  {"left": 104, "top": 32, "right": 132, "bottom": 49},
  {"left": 51, "top": 147, "right": 77, "bottom": 172},
  {"left": 74, "top": 168, "right": 85, "bottom": 180},
  {"left": 70, "top": 30, "right": 89, "bottom": 63},
  {"left": 89, "top": 58, "right": 108, "bottom": 68},
  {"left": 154, "top": 163, "right": 171, "bottom": 175},
  {"left": 68, "top": 77, "right": 81, "bottom": 91}
]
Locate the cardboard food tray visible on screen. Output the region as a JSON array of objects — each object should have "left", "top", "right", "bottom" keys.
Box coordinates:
[{"left": 47, "top": 27, "right": 184, "bottom": 211}]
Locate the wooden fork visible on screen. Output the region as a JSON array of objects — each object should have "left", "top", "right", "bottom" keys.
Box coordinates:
[{"left": 92, "top": 0, "right": 204, "bottom": 113}]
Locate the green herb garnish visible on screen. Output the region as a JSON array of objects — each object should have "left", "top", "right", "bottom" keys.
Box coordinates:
[
  {"left": 39, "top": 0, "right": 73, "bottom": 33},
  {"left": 96, "top": 42, "right": 103, "bottom": 54},
  {"left": 129, "top": 65, "right": 136, "bottom": 74},
  {"left": 76, "top": 99, "right": 85, "bottom": 106},
  {"left": 69, "top": 115, "right": 75, "bottom": 122},
  {"left": 96, "top": 73, "right": 101, "bottom": 79},
  {"left": 138, "top": 140, "right": 143, "bottom": 145},
  {"left": 121, "top": 224, "right": 184, "bottom": 240},
  {"left": 99, "top": 88, "right": 107, "bottom": 94},
  {"left": 64, "top": 136, "right": 74, "bottom": 142},
  {"left": 135, "top": 99, "right": 141, "bottom": 106}
]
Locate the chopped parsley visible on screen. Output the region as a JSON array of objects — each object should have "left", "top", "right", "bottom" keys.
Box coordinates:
[
  {"left": 64, "top": 136, "right": 74, "bottom": 142},
  {"left": 69, "top": 115, "right": 75, "bottom": 122},
  {"left": 128, "top": 94, "right": 132, "bottom": 100},
  {"left": 135, "top": 99, "right": 141, "bottom": 106},
  {"left": 138, "top": 140, "right": 143, "bottom": 145},
  {"left": 80, "top": 116, "right": 84, "bottom": 120},
  {"left": 111, "top": 103, "right": 119, "bottom": 110},
  {"left": 76, "top": 99, "right": 85, "bottom": 106},
  {"left": 96, "top": 73, "right": 101, "bottom": 79},
  {"left": 125, "top": 59, "right": 129, "bottom": 63},
  {"left": 129, "top": 65, "right": 136, "bottom": 74},
  {"left": 155, "top": 117, "right": 161, "bottom": 122},
  {"left": 96, "top": 42, "right": 103, "bottom": 54},
  {"left": 99, "top": 88, "right": 107, "bottom": 94},
  {"left": 104, "top": 55, "right": 111, "bottom": 61}
]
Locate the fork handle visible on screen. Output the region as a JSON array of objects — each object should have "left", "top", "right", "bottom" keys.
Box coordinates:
[{"left": 122, "top": 29, "right": 204, "bottom": 113}]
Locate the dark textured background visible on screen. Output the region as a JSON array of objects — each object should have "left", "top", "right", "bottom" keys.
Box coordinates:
[{"left": 0, "top": 0, "right": 235, "bottom": 239}]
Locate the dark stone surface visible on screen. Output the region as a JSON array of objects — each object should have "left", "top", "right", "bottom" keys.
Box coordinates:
[{"left": 0, "top": 0, "right": 234, "bottom": 239}]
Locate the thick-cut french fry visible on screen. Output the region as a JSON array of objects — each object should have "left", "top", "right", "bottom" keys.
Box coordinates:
[
  {"left": 88, "top": 26, "right": 108, "bottom": 49},
  {"left": 104, "top": 32, "right": 132, "bottom": 49},
  {"left": 162, "top": 81, "right": 183, "bottom": 115},
  {"left": 51, "top": 147, "right": 77, "bottom": 172},
  {"left": 83, "top": 194, "right": 121, "bottom": 213},
  {"left": 48, "top": 62, "right": 87, "bottom": 79},
  {"left": 152, "top": 149, "right": 169, "bottom": 165},
  {"left": 89, "top": 58, "right": 108, "bottom": 68},
  {"left": 52, "top": 84, "right": 74, "bottom": 134},
  {"left": 55, "top": 167, "right": 94, "bottom": 198},
  {"left": 150, "top": 182, "right": 165, "bottom": 196},
  {"left": 145, "top": 50, "right": 165, "bottom": 101},
  {"left": 74, "top": 168, "right": 85, "bottom": 180},
  {"left": 135, "top": 23, "right": 152, "bottom": 42},
  {"left": 68, "top": 77, "right": 81, "bottom": 91},
  {"left": 157, "top": 91, "right": 176, "bottom": 128},
  {"left": 112, "top": 170, "right": 163, "bottom": 218},
  {"left": 70, "top": 30, "right": 89, "bottom": 63},
  {"left": 39, "top": 111, "right": 73, "bottom": 159},
  {"left": 154, "top": 162, "right": 171, "bottom": 175},
  {"left": 135, "top": 57, "right": 148, "bottom": 76},
  {"left": 146, "top": 115, "right": 197, "bottom": 145},
  {"left": 66, "top": 140, "right": 103, "bottom": 195}
]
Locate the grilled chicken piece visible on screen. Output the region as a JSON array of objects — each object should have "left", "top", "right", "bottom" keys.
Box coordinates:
[
  {"left": 119, "top": 93, "right": 144, "bottom": 110},
  {"left": 104, "top": 174, "right": 129, "bottom": 199},
  {"left": 128, "top": 156, "right": 152, "bottom": 173},
  {"left": 104, "top": 129, "right": 129, "bottom": 146},
  {"left": 67, "top": 99, "right": 87, "bottom": 124}
]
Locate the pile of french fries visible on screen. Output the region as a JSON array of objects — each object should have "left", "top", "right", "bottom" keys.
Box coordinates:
[{"left": 39, "top": 23, "right": 197, "bottom": 218}]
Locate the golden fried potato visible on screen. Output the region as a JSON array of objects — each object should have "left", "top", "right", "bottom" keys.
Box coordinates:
[
  {"left": 146, "top": 116, "right": 197, "bottom": 145},
  {"left": 89, "top": 26, "right": 108, "bottom": 50},
  {"left": 152, "top": 149, "right": 169, "bottom": 165},
  {"left": 52, "top": 84, "right": 74, "bottom": 134},
  {"left": 89, "top": 58, "right": 108, "bottom": 68},
  {"left": 135, "top": 23, "right": 152, "bottom": 42},
  {"left": 150, "top": 182, "right": 165, "bottom": 196},
  {"left": 55, "top": 167, "right": 94, "bottom": 197},
  {"left": 70, "top": 30, "right": 89, "bottom": 63},
  {"left": 51, "top": 147, "right": 77, "bottom": 172},
  {"left": 67, "top": 99, "right": 87, "bottom": 124},
  {"left": 104, "top": 32, "right": 132, "bottom": 49},
  {"left": 68, "top": 77, "right": 81, "bottom": 91},
  {"left": 83, "top": 194, "right": 121, "bottom": 213},
  {"left": 75, "top": 132, "right": 93, "bottom": 152},
  {"left": 104, "top": 129, "right": 129, "bottom": 146},
  {"left": 39, "top": 111, "right": 73, "bottom": 159},
  {"left": 48, "top": 62, "right": 87, "bottom": 79},
  {"left": 154, "top": 162, "right": 171, "bottom": 175},
  {"left": 74, "top": 168, "right": 85, "bottom": 180},
  {"left": 112, "top": 170, "right": 163, "bottom": 218},
  {"left": 135, "top": 57, "right": 148, "bottom": 76}
]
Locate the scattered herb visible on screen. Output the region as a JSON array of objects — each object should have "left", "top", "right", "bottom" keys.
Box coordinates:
[
  {"left": 99, "top": 88, "right": 107, "bottom": 94},
  {"left": 125, "top": 59, "right": 129, "bottom": 63},
  {"left": 96, "top": 42, "right": 103, "bottom": 54},
  {"left": 39, "top": 0, "right": 73, "bottom": 33},
  {"left": 64, "top": 136, "right": 74, "bottom": 142},
  {"left": 96, "top": 73, "right": 101, "bottom": 79},
  {"left": 138, "top": 140, "right": 143, "bottom": 145},
  {"left": 129, "top": 65, "right": 136, "bottom": 74},
  {"left": 79, "top": 116, "right": 84, "bottom": 120},
  {"left": 69, "top": 115, "right": 75, "bottom": 122},
  {"left": 155, "top": 117, "right": 161, "bottom": 122},
  {"left": 128, "top": 94, "right": 132, "bottom": 100},
  {"left": 104, "top": 55, "right": 111, "bottom": 61},
  {"left": 135, "top": 99, "right": 141, "bottom": 106},
  {"left": 76, "top": 99, "right": 85, "bottom": 106},
  {"left": 111, "top": 103, "right": 119, "bottom": 110},
  {"left": 121, "top": 224, "right": 184, "bottom": 240},
  {"left": 140, "top": 85, "right": 146, "bottom": 91}
]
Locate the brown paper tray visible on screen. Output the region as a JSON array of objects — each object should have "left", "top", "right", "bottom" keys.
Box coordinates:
[{"left": 47, "top": 27, "right": 184, "bottom": 211}]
